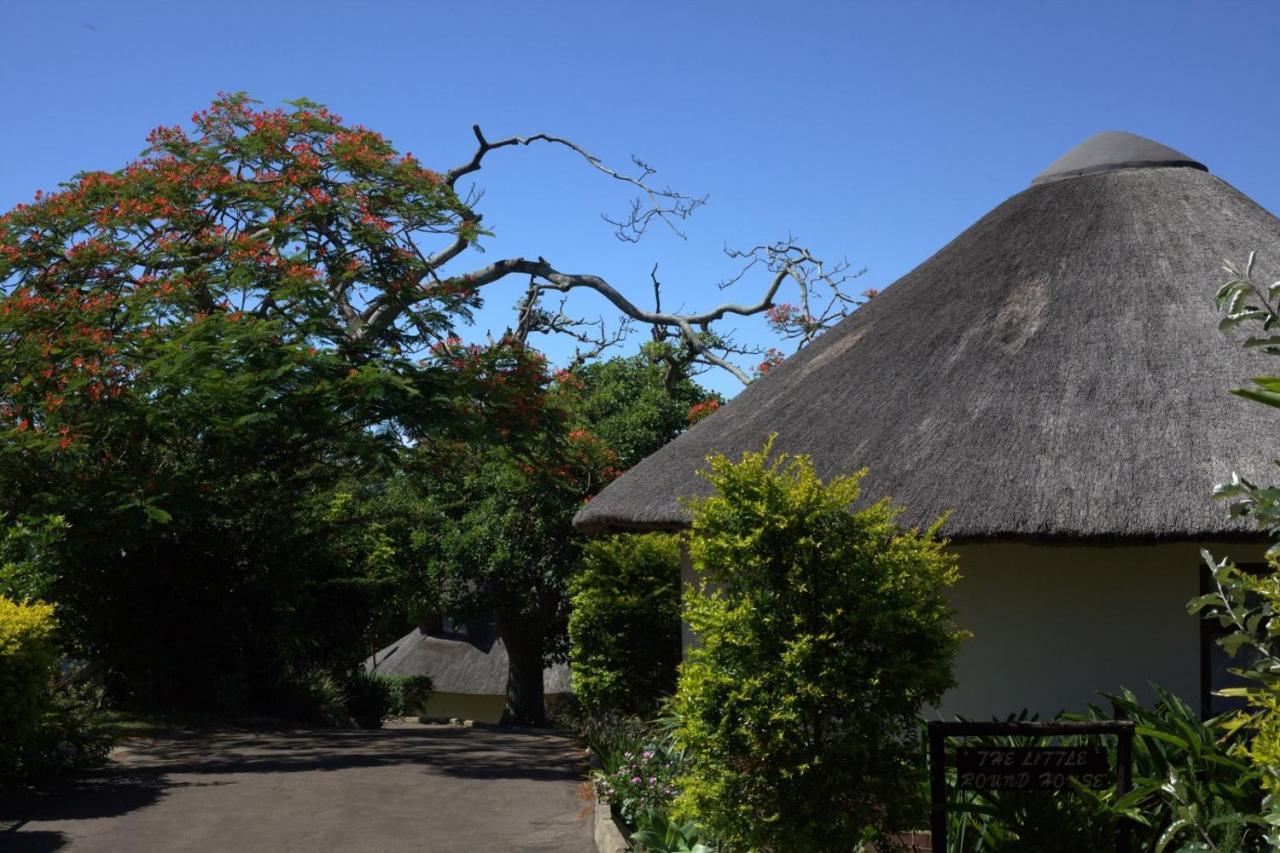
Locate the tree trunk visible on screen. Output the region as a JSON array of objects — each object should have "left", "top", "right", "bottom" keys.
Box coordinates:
[{"left": 499, "top": 621, "right": 547, "bottom": 727}]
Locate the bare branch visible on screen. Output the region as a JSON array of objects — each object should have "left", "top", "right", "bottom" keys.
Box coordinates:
[
  {"left": 444, "top": 126, "right": 706, "bottom": 242},
  {"left": 509, "top": 280, "right": 631, "bottom": 364}
]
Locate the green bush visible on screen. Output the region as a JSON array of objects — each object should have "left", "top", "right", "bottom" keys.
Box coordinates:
[
  {"left": 344, "top": 671, "right": 394, "bottom": 729},
  {"left": 672, "top": 439, "right": 965, "bottom": 851},
  {"left": 569, "top": 533, "right": 682, "bottom": 717},
  {"left": 265, "top": 670, "right": 353, "bottom": 728},
  {"left": 630, "top": 809, "right": 715, "bottom": 853},
  {"left": 377, "top": 674, "right": 433, "bottom": 717},
  {"left": 0, "top": 596, "right": 59, "bottom": 785},
  {"left": 0, "top": 599, "right": 112, "bottom": 787},
  {"left": 25, "top": 677, "right": 114, "bottom": 785}
]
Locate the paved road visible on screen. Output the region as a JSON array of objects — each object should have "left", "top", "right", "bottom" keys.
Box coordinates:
[{"left": 0, "top": 722, "right": 596, "bottom": 853}]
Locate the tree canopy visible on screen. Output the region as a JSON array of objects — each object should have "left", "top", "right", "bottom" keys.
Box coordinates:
[{"left": 0, "top": 92, "right": 850, "bottom": 719}]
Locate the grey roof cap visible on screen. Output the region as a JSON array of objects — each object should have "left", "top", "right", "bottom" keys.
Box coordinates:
[{"left": 1031, "top": 131, "right": 1206, "bottom": 186}]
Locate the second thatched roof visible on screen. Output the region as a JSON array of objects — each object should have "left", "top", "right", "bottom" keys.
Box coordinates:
[
  {"left": 366, "top": 628, "right": 571, "bottom": 696},
  {"left": 574, "top": 132, "right": 1280, "bottom": 541}
]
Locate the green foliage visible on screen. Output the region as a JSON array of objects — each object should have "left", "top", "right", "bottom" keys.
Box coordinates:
[
  {"left": 0, "top": 596, "right": 59, "bottom": 784},
  {"left": 377, "top": 674, "right": 434, "bottom": 717},
  {"left": 343, "top": 670, "right": 395, "bottom": 729},
  {"left": 941, "top": 688, "right": 1266, "bottom": 852},
  {"left": 1213, "top": 254, "right": 1280, "bottom": 548},
  {"left": 332, "top": 672, "right": 434, "bottom": 728},
  {"left": 418, "top": 354, "right": 716, "bottom": 726},
  {"left": 1200, "top": 252, "right": 1280, "bottom": 841},
  {"left": 422, "top": 443, "right": 600, "bottom": 725},
  {"left": 630, "top": 809, "right": 715, "bottom": 853},
  {"left": 594, "top": 738, "right": 682, "bottom": 826},
  {"left": 568, "top": 533, "right": 682, "bottom": 717},
  {"left": 0, "top": 95, "right": 561, "bottom": 712},
  {"left": 0, "top": 599, "right": 111, "bottom": 787},
  {"left": 585, "top": 710, "right": 714, "bottom": 847},
  {"left": 263, "top": 670, "right": 354, "bottom": 728},
  {"left": 1099, "top": 688, "right": 1264, "bottom": 852},
  {"left": 672, "top": 438, "right": 965, "bottom": 851},
  {"left": 573, "top": 349, "right": 718, "bottom": 469},
  {"left": 0, "top": 514, "right": 67, "bottom": 603},
  {"left": 1192, "top": 551, "right": 1280, "bottom": 837},
  {"left": 24, "top": 677, "right": 114, "bottom": 785}
]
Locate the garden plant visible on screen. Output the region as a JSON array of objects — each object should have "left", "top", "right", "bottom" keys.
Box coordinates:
[{"left": 671, "top": 438, "right": 965, "bottom": 851}]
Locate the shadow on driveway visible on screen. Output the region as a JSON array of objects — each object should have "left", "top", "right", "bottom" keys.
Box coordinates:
[{"left": 1, "top": 723, "right": 594, "bottom": 853}]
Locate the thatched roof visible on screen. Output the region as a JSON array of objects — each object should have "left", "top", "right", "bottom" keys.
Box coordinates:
[
  {"left": 574, "top": 132, "right": 1280, "bottom": 542},
  {"left": 365, "top": 628, "right": 571, "bottom": 695}
]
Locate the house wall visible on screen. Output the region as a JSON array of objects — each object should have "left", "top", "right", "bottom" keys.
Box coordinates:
[
  {"left": 678, "top": 539, "right": 1264, "bottom": 719},
  {"left": 422, "top": 692, "right": 507, "bottom": 724},
  {"left": 419, "top": 691, "right": 576, "bottom": 725},
  {"left": 942, "top": 541, "right": 1259, "bottom": 718}
]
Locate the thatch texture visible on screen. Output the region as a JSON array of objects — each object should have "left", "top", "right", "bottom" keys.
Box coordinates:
[
  {"left": 574, "top": 137, "right": 1280, "bottom": 541},
  {"left": 366, "top": 629, "right": 571, "bottom": 695}
]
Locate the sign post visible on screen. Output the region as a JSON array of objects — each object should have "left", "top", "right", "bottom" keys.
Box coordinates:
[{"left": 927, "top": 720, "right": 1135, "bottom": 852}]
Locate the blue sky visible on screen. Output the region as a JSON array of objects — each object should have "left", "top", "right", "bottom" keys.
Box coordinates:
[{"left": 3, "top": 1, "right": 1278, "bottom": 396}]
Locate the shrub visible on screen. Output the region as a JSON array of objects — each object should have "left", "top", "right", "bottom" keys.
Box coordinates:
[
  {"left": 630, "top": 809, "right": 715, "bottom": 853},
  {"left": 587, "top": 713, "right": 686, "bottom": 819},
  {"left": 344, "top": 671, "right": 394, "bottom": 729},
  {"left": 25, "top": 678, "right": 114, "bottom": 785},
  {"left": 1190, "top": 552, "right": 1280, "bottom": 846},
  {"left": 672, "top": 439, "right": 965, "bottom": 851},
  {"left": 595, "top": 742, "right": 683, "bottom": 826},
  {"left": 0, "top": 599, "right": 112, "bottom": 787},
  {"left": 568, "top": 533, "right": 682, "bottom": 717},
  {"left": 0, "top": 596, "right": 59, "bottom": 785},
  {"left": 264, "top": 670, "right": 353, "bottom": 728},
  {"left": 377, "top": 674, "right": 434, "bottom": 717}
]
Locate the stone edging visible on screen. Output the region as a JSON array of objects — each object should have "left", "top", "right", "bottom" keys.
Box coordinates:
[{"left": 592, "top": 789, "right": 631, "bottom": 853}]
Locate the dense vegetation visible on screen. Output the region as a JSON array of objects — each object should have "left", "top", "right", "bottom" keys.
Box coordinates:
[
  {"left": 568, "top": 532, "right": 683, "bottom": 718},
  {"left": 671, "top": 439, "right": 964, "bottom": 850}
]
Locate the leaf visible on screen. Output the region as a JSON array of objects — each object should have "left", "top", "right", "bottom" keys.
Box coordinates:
[
  {"left": 233, "top": 412, "right": 271, "bottom": 427},
  {"left": 143, "top": 505, "right": 172, "bottom": 524},
  {"left": 1232, "top": 387, "right": 1280, "bottom": 409},
  {"left": 1136, "top": 725, "right": 1191, "bottom": 751},
  {"left": 1154, "top": 816, "right": 1191, "bottom": 853}
]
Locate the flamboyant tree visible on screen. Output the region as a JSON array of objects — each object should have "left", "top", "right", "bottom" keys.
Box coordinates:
[{"left": 0, "top": 93, "right": 862, "bottom": 712}]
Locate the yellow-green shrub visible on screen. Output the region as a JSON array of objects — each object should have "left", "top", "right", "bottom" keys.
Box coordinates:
[
  {"left": 0, "top": 596, "right": 58, "bottom": 783},
  {"left": 673, "top": 439, "right": 965, "bottom": 851},
  {"left": 569, "top": 533, "right": 682, "bottom": 717},
  {"left": 1195, "top": 556, "right": 1280, "bottom": 803}
]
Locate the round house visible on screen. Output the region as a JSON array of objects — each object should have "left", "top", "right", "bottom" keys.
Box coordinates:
[{"left": 573, "top": 132, "right": 1278, "bottom": 720}]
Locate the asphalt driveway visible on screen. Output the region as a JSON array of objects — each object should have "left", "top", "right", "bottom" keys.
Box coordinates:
[{"left": 0, "top": 722, "right": 595, "bottom": 853}]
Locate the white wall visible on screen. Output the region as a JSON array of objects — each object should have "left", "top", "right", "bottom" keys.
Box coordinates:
[
  {"left": 679, "top": 538, "right": 1263, "bottom": 720},
  {"left": 940, "top": 541, "right": 1258, "bottom": 718},
  {"left": 423, "top": 692, "right": 507, "bottom": 724},
  {"left": 679, "top": 543, "right": 699, "bottom": 650}
]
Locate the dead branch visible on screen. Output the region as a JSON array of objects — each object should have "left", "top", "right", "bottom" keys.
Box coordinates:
[{"left": 444, "top": 126, "right": 706, "bottom": 242}]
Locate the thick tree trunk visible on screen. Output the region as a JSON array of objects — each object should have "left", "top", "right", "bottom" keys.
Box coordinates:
[{"left": 499, "top": 621, "right": 547, "bottom": 727}]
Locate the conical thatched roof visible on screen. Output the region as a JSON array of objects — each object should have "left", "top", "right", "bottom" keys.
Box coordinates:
[
  {"left": 574, "top": 132, "right": 1280, "bottom": 541},
  {"left": 366, "top": 628, "right": 571, "bottom": 695}
]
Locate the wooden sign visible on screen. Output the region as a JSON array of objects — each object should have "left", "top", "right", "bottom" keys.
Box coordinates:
[
  {"left": 955, "top": 746, "right": 1110, "bottom": 790},
  {"left": 928, "top": 720, "right": 1135, "bottom": 853}
]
